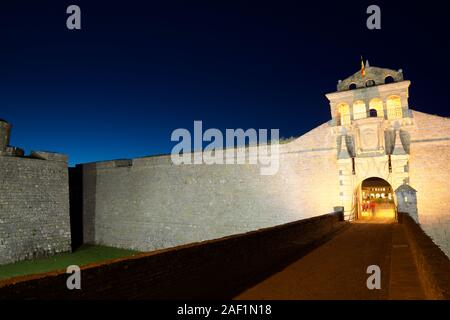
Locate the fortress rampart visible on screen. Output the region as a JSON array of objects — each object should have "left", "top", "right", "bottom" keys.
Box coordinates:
[
  {"left": 80, "top": 123, "right": 340, "bottom": 252},
  {"left": 79, "top": 110, "right": 450, "bottom": 258},
  {"left": 0, "top": 119, "right": 71, "bottom": 265},
  {"left": 1, "top": 66, "right": 449, "bottom": 266}
]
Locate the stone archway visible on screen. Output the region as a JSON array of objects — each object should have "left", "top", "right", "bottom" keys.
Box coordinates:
[{"left": 356, "top": 177, "right": 397, "bottom": 220}]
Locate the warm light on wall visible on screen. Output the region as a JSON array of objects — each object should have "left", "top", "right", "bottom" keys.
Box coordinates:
[
  {"left": 338, "top": 103, "right": 350, "bottom": 125},
  {"left": 353, "top": 100, "right": 366, "bottom": 120},
  {"left": 387, "top": 95, "right": 402, "bottom": 119},
  {"left": 369, "top": 98, "right": 384, "bottom": 117}
]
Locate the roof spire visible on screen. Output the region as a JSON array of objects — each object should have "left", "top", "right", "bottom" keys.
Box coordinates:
[{"left": 365, "top": 60, "right": 370, "bottom": 67}]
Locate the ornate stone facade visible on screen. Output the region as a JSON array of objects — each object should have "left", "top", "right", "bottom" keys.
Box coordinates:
[{"left": 326, "top": 66, "right": 415, "bottom": 220}]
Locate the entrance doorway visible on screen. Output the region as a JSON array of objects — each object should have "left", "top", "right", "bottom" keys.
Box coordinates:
[{"left": 358, "top": 177, "right": 396, "bottom": 220}]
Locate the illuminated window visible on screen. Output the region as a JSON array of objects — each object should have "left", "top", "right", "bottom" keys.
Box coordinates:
[
  {"left": 338, "top": 103, "right": 350, "bottom": 126},
  {"left": 369, "top": 98, "right": 384, "bottom": 118},
  {"left": 387, "top": 96, "right": 402, "bottom": 119},
  {"left": 353, "top": 100, "right": 366, "bottom": 120}
]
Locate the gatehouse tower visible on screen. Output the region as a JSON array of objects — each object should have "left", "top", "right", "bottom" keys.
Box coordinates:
[{"left": 326, "top": 65, "right": 414, "bottom": 220}]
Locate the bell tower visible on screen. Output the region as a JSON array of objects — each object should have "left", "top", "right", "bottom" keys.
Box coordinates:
[{"left": 325, "top": 65, "right": 415, "bottom": 220}]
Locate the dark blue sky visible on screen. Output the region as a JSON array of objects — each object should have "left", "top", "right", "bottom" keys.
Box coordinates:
[{"left": 1, "top": 1, "right": 449, "bottom": 166}]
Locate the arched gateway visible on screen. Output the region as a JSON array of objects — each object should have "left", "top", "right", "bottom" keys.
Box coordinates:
[
  {"left": 356, "top": 177, "right": 396, "bottom": 220},
  {"left": 327, "top": 65, "right": 412, "bottom": 221}
]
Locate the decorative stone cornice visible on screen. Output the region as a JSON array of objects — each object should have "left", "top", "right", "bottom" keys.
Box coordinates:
[{"left": 325, "top": 80, "right": 411, "bottom": 101}]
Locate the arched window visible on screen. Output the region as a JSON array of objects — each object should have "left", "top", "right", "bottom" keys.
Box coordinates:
[
  {"left": 349, "top": 83, "right": 357, "bottom": 90},
  {"left": 337, "top": 103, "right": 350, "bottom": 126},
  {"left": 369, "top": 98, "right": 384, "bottom": 118},
  {"left": 353, "top": 100, "right": 366, "bottom": 120},
  {"left": 369, "top": 109, "right": 378, "bottom": 117},
  {"left": 385, "top": 76, "right": 395, "bottom": 84},
  {"left": 365, "top": 79, "right": 376, "bottom": 87},
  {"left": 387, "top": 96, "right": 402, "bottom": 119}
]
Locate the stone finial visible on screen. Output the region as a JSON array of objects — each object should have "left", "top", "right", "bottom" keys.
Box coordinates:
[
  {"left": 337, "top": 135, "right": 350, "bottom": 159},
  {"left": 365, "top": 60, "right": 370, "bottom": 67},
  {"left": 392, "top": 130, "right": 406, "bottom": 155},
  {"left": 345, "top": 135, "right": 356, "bottom": 157}
]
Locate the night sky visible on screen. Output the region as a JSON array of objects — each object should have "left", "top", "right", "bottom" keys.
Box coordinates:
[{"left": 1, "top": 1, "right": 449, "bottom": 166}]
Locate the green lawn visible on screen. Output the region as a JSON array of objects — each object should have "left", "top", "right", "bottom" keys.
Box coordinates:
[{"left": 0, "top": 245, "right": 139, "bottom": 280}]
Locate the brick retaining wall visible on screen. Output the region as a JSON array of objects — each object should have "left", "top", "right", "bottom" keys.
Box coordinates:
[
  {"left": 0, "top": 212, "right": 345, "bottom": 300},
  {"left": 399, "top": 212, "right": 450, "bottom": 299}
]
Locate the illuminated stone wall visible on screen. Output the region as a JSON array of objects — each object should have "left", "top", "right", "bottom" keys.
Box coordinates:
[
  {"left": 80, "top": 110, "right": 450, "bottom": 258},
  {"left": 81, "top": 123, "right": 340, "bottom": 252},
  {"left": 408, "top": 111, "right": 450, "bottom": 257}
]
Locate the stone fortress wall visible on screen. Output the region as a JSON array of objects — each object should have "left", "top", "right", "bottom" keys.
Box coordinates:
[
  {"left": 80, "top": 66, "right": 450, "bottom": 259},
  {"left": 408, "top": 111, "right": 450, "bottom": 257},
  {"left": 80, "top": 111, "right": 450, "bottom": 258},
  {"left": 81, "top": 111, "right": 450, "bottom": 257},
  {"left": 1, "top": 65, "right": 449, "bottom": 264},
  {"left": 81, "top": 123, "right": 340, "bottom": 252},
  {"left": 0, "top": 120, "right": 71, "bottom": 265}
]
